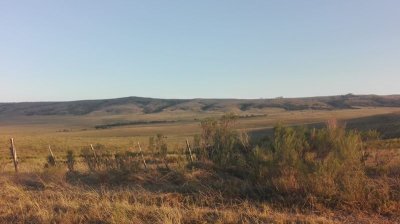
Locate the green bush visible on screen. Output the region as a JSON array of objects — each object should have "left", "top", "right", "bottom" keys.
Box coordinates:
[
  {"left": 251, "top": 120, "right": 374, "bottom": 209},
  {"left": 196, "top": 115, "right": 376, "bottom": 209},
  {"left": 198, "top": 113, "right": 250, "bottom": 168},
  {"left": 268, "top": 124, "right": 310, "bottom": 192}
]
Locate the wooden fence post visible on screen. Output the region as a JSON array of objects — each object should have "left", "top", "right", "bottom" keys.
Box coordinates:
[
  {"left": 90, "top": 144, "right": 99, "bottom": 170},
  {"left": 186, "top": 139, "right": 194, "bottom": 163},
  {"left": 10, "top": 138, "right": 18, "bottom": 172},
  {"left": 137, "top": 142, "right": 147, "bottom": 169},
  {"left": 48, "top": 145, "right": 56, "bottom": 165},
  {"left": 90, "top": 144, "right": 98, "bottom": 160}
]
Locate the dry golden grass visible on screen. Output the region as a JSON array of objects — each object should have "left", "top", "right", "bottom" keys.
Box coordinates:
[{"left": 0, "top": 168, "right": 391, "bottom": 224}]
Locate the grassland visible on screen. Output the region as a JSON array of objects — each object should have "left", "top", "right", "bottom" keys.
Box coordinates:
[
  {"left": 0, "top": 106, "right": 400, "bottom": 223},
  {"left": 0, "top": 171, "right": 355, "bottom": 224},
  {"left": 1, "top": 107, "right": 399, "bottom": 157}
]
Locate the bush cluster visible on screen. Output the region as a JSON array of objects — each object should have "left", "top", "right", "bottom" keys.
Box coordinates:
[
  {"left": 196, "top": 113, "right": 250, "bottom": 168},
  {"left": 197, "top": 116, "right": 397, "bottom": 212}
]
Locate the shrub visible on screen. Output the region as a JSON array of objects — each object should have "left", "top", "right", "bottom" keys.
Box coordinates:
[
  {"left": 307, "top": 125, "right": 367, "bottom": 204},
  {"left": 153, "top": 134, "right": 169, "bottom": 169},
  {"left": 114, "top": 152, "right": 140, "bottom": 174},
  {"left": 252, "top": 120, "right": 374, "bottom": 210},
  {"left": 81, "top": 146, "right": 141, "bottom": 175},
  {"left": 81, "top": 146, "right": 114, "bottom": 172},
  {"left": 267, "top": 124, "right": 310, "bottom": 192},
  {"left": 66, "top": 150, "right": 75, "bottom": 172},
  {"left": 198, "top": 113, "right": 250, "bottom": 167}
]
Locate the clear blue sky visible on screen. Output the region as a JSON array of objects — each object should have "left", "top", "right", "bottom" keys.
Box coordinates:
[{"left": 0, "top": 0, "right": 399, "bottom": 102}]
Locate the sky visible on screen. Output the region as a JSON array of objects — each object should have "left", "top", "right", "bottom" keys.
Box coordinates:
[{"left": 0, "top": 0, "right": 399, "bottom": 102}]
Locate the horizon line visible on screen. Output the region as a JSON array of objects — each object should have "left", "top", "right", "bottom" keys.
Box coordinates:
[{"left": 1, "top": 93, "right": 399, "bottom": 104}]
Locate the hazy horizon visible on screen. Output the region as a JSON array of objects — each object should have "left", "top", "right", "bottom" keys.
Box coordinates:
[
  {"left": 1, "top": 1, "right": 399, "bottom": 101},
  {"left": 1, "top": 93, "right": 400, "bottom": 104}
]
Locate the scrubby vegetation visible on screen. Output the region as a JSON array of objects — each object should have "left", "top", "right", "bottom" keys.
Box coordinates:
[
  {"left": 192, "top": 116, "right": 399, "bottom": 216},
  {"left": 0, "top": 114, "right": 399, "bottom": 223}
]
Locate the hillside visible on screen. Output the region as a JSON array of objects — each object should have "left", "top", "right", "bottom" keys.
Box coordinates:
[{"left": 0, "top": 94, "right": 399, "bottom": 116}]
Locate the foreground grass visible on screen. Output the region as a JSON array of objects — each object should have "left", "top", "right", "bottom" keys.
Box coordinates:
[{"left": 0, "top": 168, "right": 393, "bottom": 224}]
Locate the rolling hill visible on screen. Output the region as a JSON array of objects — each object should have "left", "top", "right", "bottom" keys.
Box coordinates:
[{"left": 0, "top": 94, "right": 400, "bottom": 116}]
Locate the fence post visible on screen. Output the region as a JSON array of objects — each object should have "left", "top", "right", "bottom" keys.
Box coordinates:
[
  {"left": 10, "top": 138, "right": 18, "bottom": 172},
  {"left": 137, "top": 142, "right": 147, "bottom": 169},
  {"left": 186, "top": 139, "right": 194, "bottom": 163},
  {"left": 90, "top": 144, "right": 99, "bottom": 170},
  {"left": 90, "top": 144, "right": 98, "bottom": 160},
  {"left": 48, "top": 145, "right": 56, "bottom": 165}
]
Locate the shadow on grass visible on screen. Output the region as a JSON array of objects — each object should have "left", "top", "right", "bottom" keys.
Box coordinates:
[{"left": 63, "top": 162, "right": 262, "bottom": 200}]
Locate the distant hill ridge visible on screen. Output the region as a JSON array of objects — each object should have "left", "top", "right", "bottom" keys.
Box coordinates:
[{"left": 0, "top": 94, "right": 399, "bottom": 116}]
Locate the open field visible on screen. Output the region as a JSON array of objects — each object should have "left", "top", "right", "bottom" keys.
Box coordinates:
[
  {"left": 1, "top": 101, "right": 400, "bottom": 223},
  {"left": 1, "top": 106, "right": 399, "bottom": 157}
]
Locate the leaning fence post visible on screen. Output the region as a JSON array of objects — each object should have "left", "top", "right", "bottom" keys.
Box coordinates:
[
  {"left": 90, "top": 144, "right": 98, "bottom": 160},
  {"left": 10, "top": 138, "right": 18, "bottom": 172},
  {"left": 48, "top": 145, "right": 56, "bottom": 165},
  {"left": 90, "top": 144, "right": 99, "bottom": 170},
  {"left": 137, "top": 142, "right": 147, "bottom": 169},
  {"left": 186, "top": 139, "right": 194, "bottom": 163}
]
